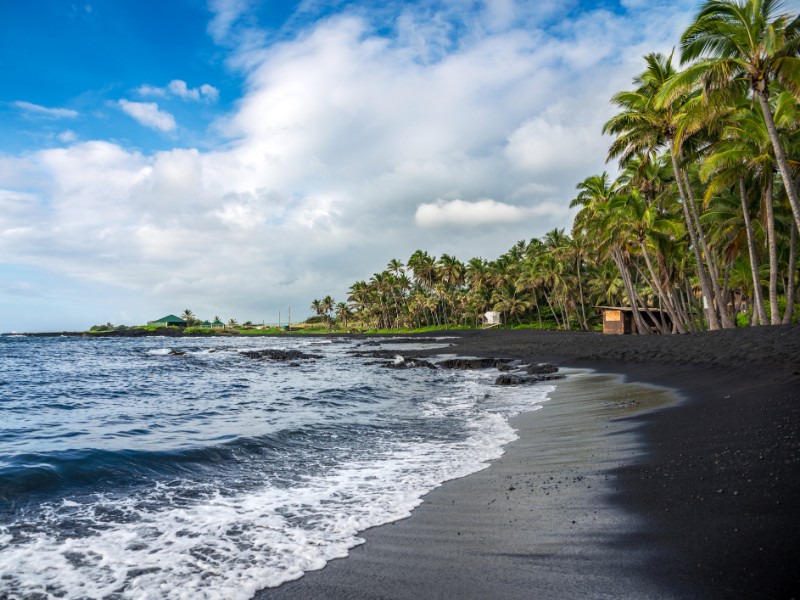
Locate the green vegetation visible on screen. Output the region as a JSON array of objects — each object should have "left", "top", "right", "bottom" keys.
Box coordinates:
[{"left": 311, "top": 0, "right": 800, "bottom": 334}]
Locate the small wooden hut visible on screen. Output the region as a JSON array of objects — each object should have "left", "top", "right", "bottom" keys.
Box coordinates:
[{"left": 596, "top": 306, "right": 674, "bottom": 334}]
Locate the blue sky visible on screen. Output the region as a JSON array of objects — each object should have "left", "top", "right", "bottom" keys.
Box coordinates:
[{"left": 1, "top": 0, "right": 779, "bottom": 332}]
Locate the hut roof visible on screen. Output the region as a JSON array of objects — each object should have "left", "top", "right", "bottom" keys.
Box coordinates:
[{"left": 149, "top": 314, "right": 186, "bottom": 324}]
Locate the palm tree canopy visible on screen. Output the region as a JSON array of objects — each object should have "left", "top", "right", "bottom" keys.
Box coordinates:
[{"left": 679, "top": 0, "right": 800, "bottom": 97}]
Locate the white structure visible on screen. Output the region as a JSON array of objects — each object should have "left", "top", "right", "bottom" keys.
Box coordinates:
[{"left": 482, "top": 311, "right": 502, "bottom": 326}]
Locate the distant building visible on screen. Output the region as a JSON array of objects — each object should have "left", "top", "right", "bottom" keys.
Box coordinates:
[
  {"left": 209, "top": 319, "right": 225, "bottom": 329},
  {"left": 482, "top": 311, "right": 502, "bottom": 326},
  {"left": 147, "top": 315, "right": 187, "bottom": 327}
]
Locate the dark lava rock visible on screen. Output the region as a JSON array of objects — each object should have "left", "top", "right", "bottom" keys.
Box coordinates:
[
  {"left": 382, "top": 358, "right": 437, "bottom": 370},
  {"left": 168, "top": 349, "right": 186, "bottom": 356},
  {"left": 495, "top": 373, "right": 565, "bottom": 385},
  {"left": 437, "top": 358, "right": 514, "bottom": 370},
  {"left": 364, "top": 358, "right": 437, "bottom": 369},
  {"left": 526, "top": 363, "right": 558, "bottom": 375},
  {"left": 239, "top": 349, "right": 322, "bottom": 361}
]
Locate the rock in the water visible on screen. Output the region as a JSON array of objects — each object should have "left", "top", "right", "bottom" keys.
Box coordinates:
[
  {"left": 364, "top": 357, "right": 438, "bottom": 369},
  {"left": 526, "top": 363, "right": 558, "bottom": 375},
  {"left": 495, "top": 374, "right": 524, "bottom": 385},
  {"left": 495, "top": 373, "right": 565, "bottom": 385},
  {"left": 239, "top": 349, "right": 322, "bottom": 361},
  {"left": 437, "top": 358, "right": 514, "bottom": 370}
]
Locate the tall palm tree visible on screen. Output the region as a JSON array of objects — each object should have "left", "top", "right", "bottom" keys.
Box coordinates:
[
  {"left": 605, "top": 52, "right": 732, "bottom": 329},
  {"left": 321, "top": 295, "right": 335, "bottom": 328},
  {"left": 700, "top": 104, "right": 783, "bottom": 323},
  {"left": 679, "top": 0, "right": 800, "bottom": 230},
  {"left": 335, "top": 302, "right": 351, "bottom": 329}
]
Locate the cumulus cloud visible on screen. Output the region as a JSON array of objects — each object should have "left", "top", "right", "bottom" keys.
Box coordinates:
[
  {"left": 118, "top": 100, "right": 177, "bottom": 132},
  {"left": 137, "top": 80, "right": 220, "bottom": 102},
  {"left": 416, "top": 199, "right": 530, "bottom": 227},
  {"left": 14, "top": 101, "right": 78, "bottom": 119}
]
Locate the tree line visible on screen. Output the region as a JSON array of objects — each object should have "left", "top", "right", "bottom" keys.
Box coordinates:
[{"left": 311, "top": 0, "right": 800, "bottom": 334}]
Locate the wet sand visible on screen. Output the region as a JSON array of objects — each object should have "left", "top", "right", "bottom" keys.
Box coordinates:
[{"left": 257, "top": 326, "right": 800, "bottom": 599}]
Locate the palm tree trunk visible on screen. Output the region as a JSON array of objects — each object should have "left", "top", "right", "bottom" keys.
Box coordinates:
[
  {"left": 739, "top": 177, "right": 769, "bottom": 326},
  {"left": 532, "top": 292, "right": 544, "bottom": 328},
  {"left": 669, "top": 142, "right": 720, "bottom": 330},
  {"left": 638, "top": 241, "right": 687, "bottom": 333},
  {"left": 680, "top": 164, "right": 735, "bottom": 329},
  {"left": 611, "top": 248, "right": 650, "bottom": 334},
  {"left": 575, "top": 259, "right": 590, "bottom": 331},
  {"left": 542, "top": 290, "right": 562, "bottom": 329},
  {"left": 671, "top": 284, "right": 694, "bottom": 333},
  {"left": 756, "top": 89, "right": 800, "bottom": 233},
  {"left": 763, "top": 175, "right": 781, "bottom": 325},
  {"left": 684, "top": 277, "right": 704, "bottom": 331},
  {"left": 783, "top": 220, "right": 797, "bottom": 325}
]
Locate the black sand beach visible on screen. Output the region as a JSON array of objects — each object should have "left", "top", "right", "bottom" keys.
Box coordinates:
[{"left": 257, "top": 327, "right": 800, "bottom": 599}]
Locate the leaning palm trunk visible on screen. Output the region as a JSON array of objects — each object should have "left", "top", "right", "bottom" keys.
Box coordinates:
[
  {"left": 679, "top": 164, "right": 734, "bottom": 329},
  {"left": 542, "top": 289, "right": 562, "bottom": 329},
  {"left": 668, "top": 283, "right": 694, "bottom": 333},
  {"left": 669, "top": 142, "right": 719, "bottom": 330},
  {"left": 784, "top": 221, "right": 797, "bottom": 325},
  {"left": 684, "top": 277, "right": 704, "bottom": 331},
  {"left": 756, "top": 90, "right": 800, "bottom": 233},
  {"left": 739, "top": 177, "right": 769, "bottom": 326},
  {"left": 638, "top": 242, "right": 687, "bottom": 333},
  {"left": 763, "top": 176, "right": 780, "bottom": 325},
  {"left": 611, "top": 247, "right": 650, "bottom": 334},
  {"left": 575, "top": 260, "right": 590, "bottom": 331},
  {"left": 630, "top": 269, "right": 669, "bottom": 334}
]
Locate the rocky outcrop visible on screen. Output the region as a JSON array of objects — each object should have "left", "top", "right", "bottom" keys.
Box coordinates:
[
  {"left": 239, "top": 349, "right": 322, "bottom": 361},
  {"left": 526, "top": 363, "right": 558, "bottom": 375},
  {"left": 436, "top": 358, "right": 516, "bottom": 370},
  {"left": 364, "top": 358, "right": 438, "bottom": 369},
  {"left": 494, "top": 373, "right": 564, "bottom": 386}
]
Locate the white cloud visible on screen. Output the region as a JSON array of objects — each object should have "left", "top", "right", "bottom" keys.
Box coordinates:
[
  {"left": 137, "top": 80, "right": 219, "bottom": 102},
  {"left": 208, "top": 0, "right": 252, "bottom": 43},
  {"left": 118, "top": 100, "right": 177, "bottom": 132},
  {"left": 168, "top": 79, "right": 220, "bottom": 102},
  {"left": 14, "top": 101, "right": 78, "bottom": 119},
  {"left": 135, "top": 84, "right": 166, "bottom": 97},
  {"left": 58, "top": 130, "right": 78, "bottom": 143},
  {"left": 416, "top": 198, "right": 530, "bottom": 227}
]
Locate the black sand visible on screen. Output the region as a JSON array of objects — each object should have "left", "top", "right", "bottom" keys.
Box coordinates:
[{"left": 256, "top": 326, "right": 800, "bottom": 599}]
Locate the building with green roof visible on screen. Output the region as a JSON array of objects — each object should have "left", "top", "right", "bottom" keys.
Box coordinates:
[{"left": 147, "top": 314, "right": 187, "bottom": 327}]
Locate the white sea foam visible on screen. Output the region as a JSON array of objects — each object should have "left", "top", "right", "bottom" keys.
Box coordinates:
[
  {"left": 0, "top": 355, "right": 553, "bottom": 599},
  {"left": 146, "top": 348, "right": 172, "bottom": 355}
]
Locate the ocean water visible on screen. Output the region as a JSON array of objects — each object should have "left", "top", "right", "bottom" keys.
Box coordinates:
[{"left": 0, "top": 335, "right": 552, "bottom": 599}]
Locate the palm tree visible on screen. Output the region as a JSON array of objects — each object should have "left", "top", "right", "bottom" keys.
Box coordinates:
[
  {"left": 700, "top": 104, "right": 782, "bottom": 323},
  {"left": 492, "top": 282, "right": 530, "bottom": 325},
  {"left": 604, "top": 52, "right": 732, "bottom": 329},
  {"left": 335, "top": 302, "right": 351, "bottom": 329},
  {"left": 679, "top": 0, "right": 800, "bottom": 230},
  {"left": 181, "top": 309, "right": 195, "bottom": 322},
  {"left": 321, "top": 295, "right": 335, "bottom": 328},
  {"left": 310, "top": 299, "right": 323, "bottom": 322},
  {"left": 386, "top": 258, "right": 405, "bottom": 276}
]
